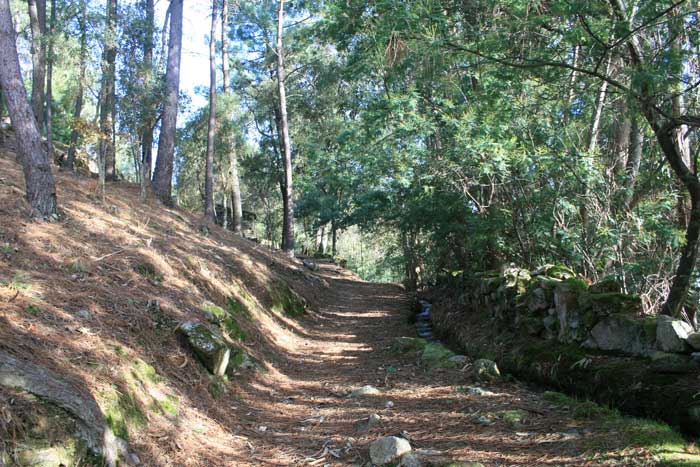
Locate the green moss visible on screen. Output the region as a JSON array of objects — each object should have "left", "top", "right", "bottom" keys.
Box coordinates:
[
  {"left": 421, "top": 343, "right": 458, "bottom": 368},
  {"left": 541, "top": 391, "right": 700, "bottom": 466},
  {"left": 203, "top": 301, "right": 246, "bottom": 341},
  {"left": 391, "top": 337, "right": 428, "bottom": 355},
  {"left": 101, "top": 388, "right": 147, "bottom": 440},
  {"left": 134, "top": 263, "right": 163, "bottom": 282},
  {"left": 562, "top": 276, "right": 589, "bottom": 292},
  {"left": 269, "top": 281, "right": 307, "bottom": 317},
  {"left": 131, "top": 358, "right": 161, "bottom": 385},
  {"left": 208, "top": 376, "right": 227, "bottom": 399},
  {"left": 69, "top": 260, "right": 87, "bottom": 274},
  {"left": 643, "top": 316, "right": 658, "bottom": 340},
  {"left": 498, "top": 409, "right": 528, "bottom": 425},
  {"left": 227, "top": 296, "right": 248, "bottom": 316},
  {"left": 157, "top": 396, "right": 179, "bottom": 417}
]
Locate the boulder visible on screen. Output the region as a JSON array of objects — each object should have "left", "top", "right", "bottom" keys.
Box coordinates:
[
  {"left": 369, "top": 436, "right": 411, "bottom": 465},
  {"left": 349, "top": 385, "right": 380, "bottom": 398},
  {"left": 421, "top": 343, "right": 458, "bottom": 368},
  {"left": 649, "top": 351, "right": 695, "bottom": 374},
  {"left": 582, "top": 314, "right": 655, "bottom": 356},
  {"left": 179, "top": 321, "right": 230, "bottom": 376},
  {"left": 399, "top": 452, "right": 423, "bottom": 467},
  {"left": 527, "top": 288, "right": 550, "bottom": 312},
  {"left": 473, "top": 359, "right": 501, "bottom": 381},
  {"left": 532, "top": 264, "right": 576, "bottom": 280},
  {"left": 686, "top": 332, "right": 700, "bottom": 351},
  {"left": 355, "top": 413, "right": 381, "bottom": 432},
  {"left": 554, "top": 283, "right": 585, "bottom": 343},
  {"left": 656, "top": 315, "right": 693, "bottom": 353}
]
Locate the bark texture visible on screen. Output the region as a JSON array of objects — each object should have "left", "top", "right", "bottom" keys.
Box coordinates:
[
  {"left": 66, "top": 0, "right": 87, "bottom": 171},
  {"left": 204, "top": 0, "right": 218, "bottom": 221},
  {"left": 98, "top": 0, "right": 118, "bottom": 182},
  {"left": 153, "top": 0, "right": 183, "bottom": 206},
  {"left": 276, "top": 0, "right": 294, "bottom": 256},
  {"left": 0, "top": 0, "right": 57, "bottom": 217},
  {"left": 221, "top": 0, "right": 242, "bottom": 233},
  {"left": 27, "top": 0, "right": 46, "bottom": 131}
]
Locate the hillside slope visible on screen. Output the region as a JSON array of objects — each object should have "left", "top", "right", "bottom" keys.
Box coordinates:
[{"left": 0, "top": 138, "right": 354, "bottom": 465}]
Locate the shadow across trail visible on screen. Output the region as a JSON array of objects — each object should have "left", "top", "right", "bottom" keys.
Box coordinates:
[{"left": 231, "top": 266, "right": 632, "bottom": 467}]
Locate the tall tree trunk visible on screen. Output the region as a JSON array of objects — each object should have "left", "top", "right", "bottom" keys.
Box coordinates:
[
  {"left": 623, "top": 116, "right": 643, "bottom": 210},
  {"left": 221, "top": 0, "right": 229, "bottom": 92},
  {"left": 612, "top": 99, "right": 631, "bottom": 176},
  {"left": 45, "top": 0, "right": 55, "bottom": 163},
  {"left": 587, "top": 55, "right": 611, "bottom": 153},
  {"left": 140, "top": 0, "right": 155, "bottom": 200},
  {"left": 276, "top": 0, "right": 294, "bottom": 256},
  {"left": 153, "top": 0, "right": 183, "bottom": 206},
  {"left": 204, "top": 0, "right": 217, "bottom": 222},
  {"left": 0, "top": 0, "right": 57, "bottom": 216},
  {"left": 221, "top": 0, "right": 242, "bottom": 233},
  {"left": 99, "top": 0, "right": 117, "bottom": 183},
  {"left": 66, "top": 0, "right": 87, "bottom": 171},
  {"left": 27, "top": 0, "right": 46, "bottom": 132}
]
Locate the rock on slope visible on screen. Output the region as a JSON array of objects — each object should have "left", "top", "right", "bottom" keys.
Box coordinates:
[{"left": 0, "top": 142, "right": 329, "bottom": 465}]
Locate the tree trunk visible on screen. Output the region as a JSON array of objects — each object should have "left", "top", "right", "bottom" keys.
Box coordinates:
[
  {"left": 612, "top": 99, "right": 631, "bottom": 176},
  {"left": 204, "top": 0, "right": 217, "bottom": 222},
  {"left": 587, "top": 55, "right": 611, "bottom": 153},
  {"left": 99, "top": 0, "right": 117, "bottom": 182},
  {"left": 623, "top": 116, "right": 644, "bottom": 210},
  {"left": 66, "top": 0, "right": 87, "bottom": 171},
  {"left": 221, "top": 0, "right": 242, "bottom": 233},
  {"left": 140, "top": 0, "right": 155, "bottom": 200},
  {"left": 331, "top": 220, "right": 337, "bottom": 257},
  {"left": 0, "top": 0, "right": 57, "bottom": 216},
  {"left": 153, "top": 0, "right": 183, "bottom": 206},
  {"left": 229, "top": 150, "right": 243, "bottom": 233},
  {"left": 276, "top": 0, "right": 294, "bottom": 256},
  {"left": 221, "top": 0, "right": 229, "bottom": 92},
  {"left": 45, "top": 0, "right": 55, "bottom": 163},
  {"left": 27, "top": 0, "right": 46, "bottom": 132}
]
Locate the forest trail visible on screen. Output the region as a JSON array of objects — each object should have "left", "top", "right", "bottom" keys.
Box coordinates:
[{"left": 228, "top": 265, "right": 645, "bottom": 466}]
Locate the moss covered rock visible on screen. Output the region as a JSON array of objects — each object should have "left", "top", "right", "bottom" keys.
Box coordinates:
[
  {"left": 582, "top": 314, "right": 655, "bottom": 356},
  {"left": 202, "top": 301, "right": 246, "bottom": 341},
  {"left": 474, "top": 359, "right": 501, "bottom": 381},
  {"left": 269, "top": 281, "right": 307, "bottom": 317},
  {"left": 179, "top": 321, "right": 230, "bottom": 376},
  {"left": 391, "top": 336, "right": 428, "bottom": 354},
  {"left": 421, "top": 343, "right": 459, "bottom": 368}
]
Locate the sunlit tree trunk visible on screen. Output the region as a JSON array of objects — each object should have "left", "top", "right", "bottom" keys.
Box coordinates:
[
  {"left": 276, "top": 0, "right": 294, "bottom": 256},
  {"left": 221, "top": 0, "right": 243, "bottom": 234},
  {"left": 140, "top": 0, "right": 155, "bottom": 200},
  {"left": 204, "top": 0, "right": 217, "bottom": 222},
  {"left": 45, "top": 0, "right": 55, "bottom": 163},
  {"left": 98, "top": 0, "right": 117, "bottom": 186},
  {"left": 0, "top": 0, "right": 57, "bottom": 216},
  {"left": 66, "top": 0, "right": 87, "bottom": 172},
  {"left": 153, "top": 0, "right": 183, "bottom": 206},
  {"left": 27, "top": 0, "right": 46, "bottom": 132}
]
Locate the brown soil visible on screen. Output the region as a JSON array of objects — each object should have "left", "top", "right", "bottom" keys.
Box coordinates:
[{"left": 0, "top": 139, "right": 677, "bottom": 466}]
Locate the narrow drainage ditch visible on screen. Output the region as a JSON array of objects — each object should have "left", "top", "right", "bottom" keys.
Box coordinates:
[{"left": 415, "top": 299, "right": 439, "bottom": 343}]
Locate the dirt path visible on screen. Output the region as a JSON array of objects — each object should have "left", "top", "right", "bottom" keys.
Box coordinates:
[{"left": 222, "top": 265, "right": 645, "bottom": 467}]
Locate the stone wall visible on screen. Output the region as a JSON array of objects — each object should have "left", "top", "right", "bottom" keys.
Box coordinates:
[
  {"left": 465, "top": 265, "right": 700, "bottom": 361},
  {"left": 428, "top": 265, "right": 700, "bottom": 434}
]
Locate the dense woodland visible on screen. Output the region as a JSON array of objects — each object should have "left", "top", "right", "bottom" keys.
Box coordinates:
[{"left": 0, "top": 0, "right": 699, "bottom": 316}]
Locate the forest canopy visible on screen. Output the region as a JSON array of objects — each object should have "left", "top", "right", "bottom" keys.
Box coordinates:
[{"left": 1, "top": 0, "right": 699, "bottom": 317}]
